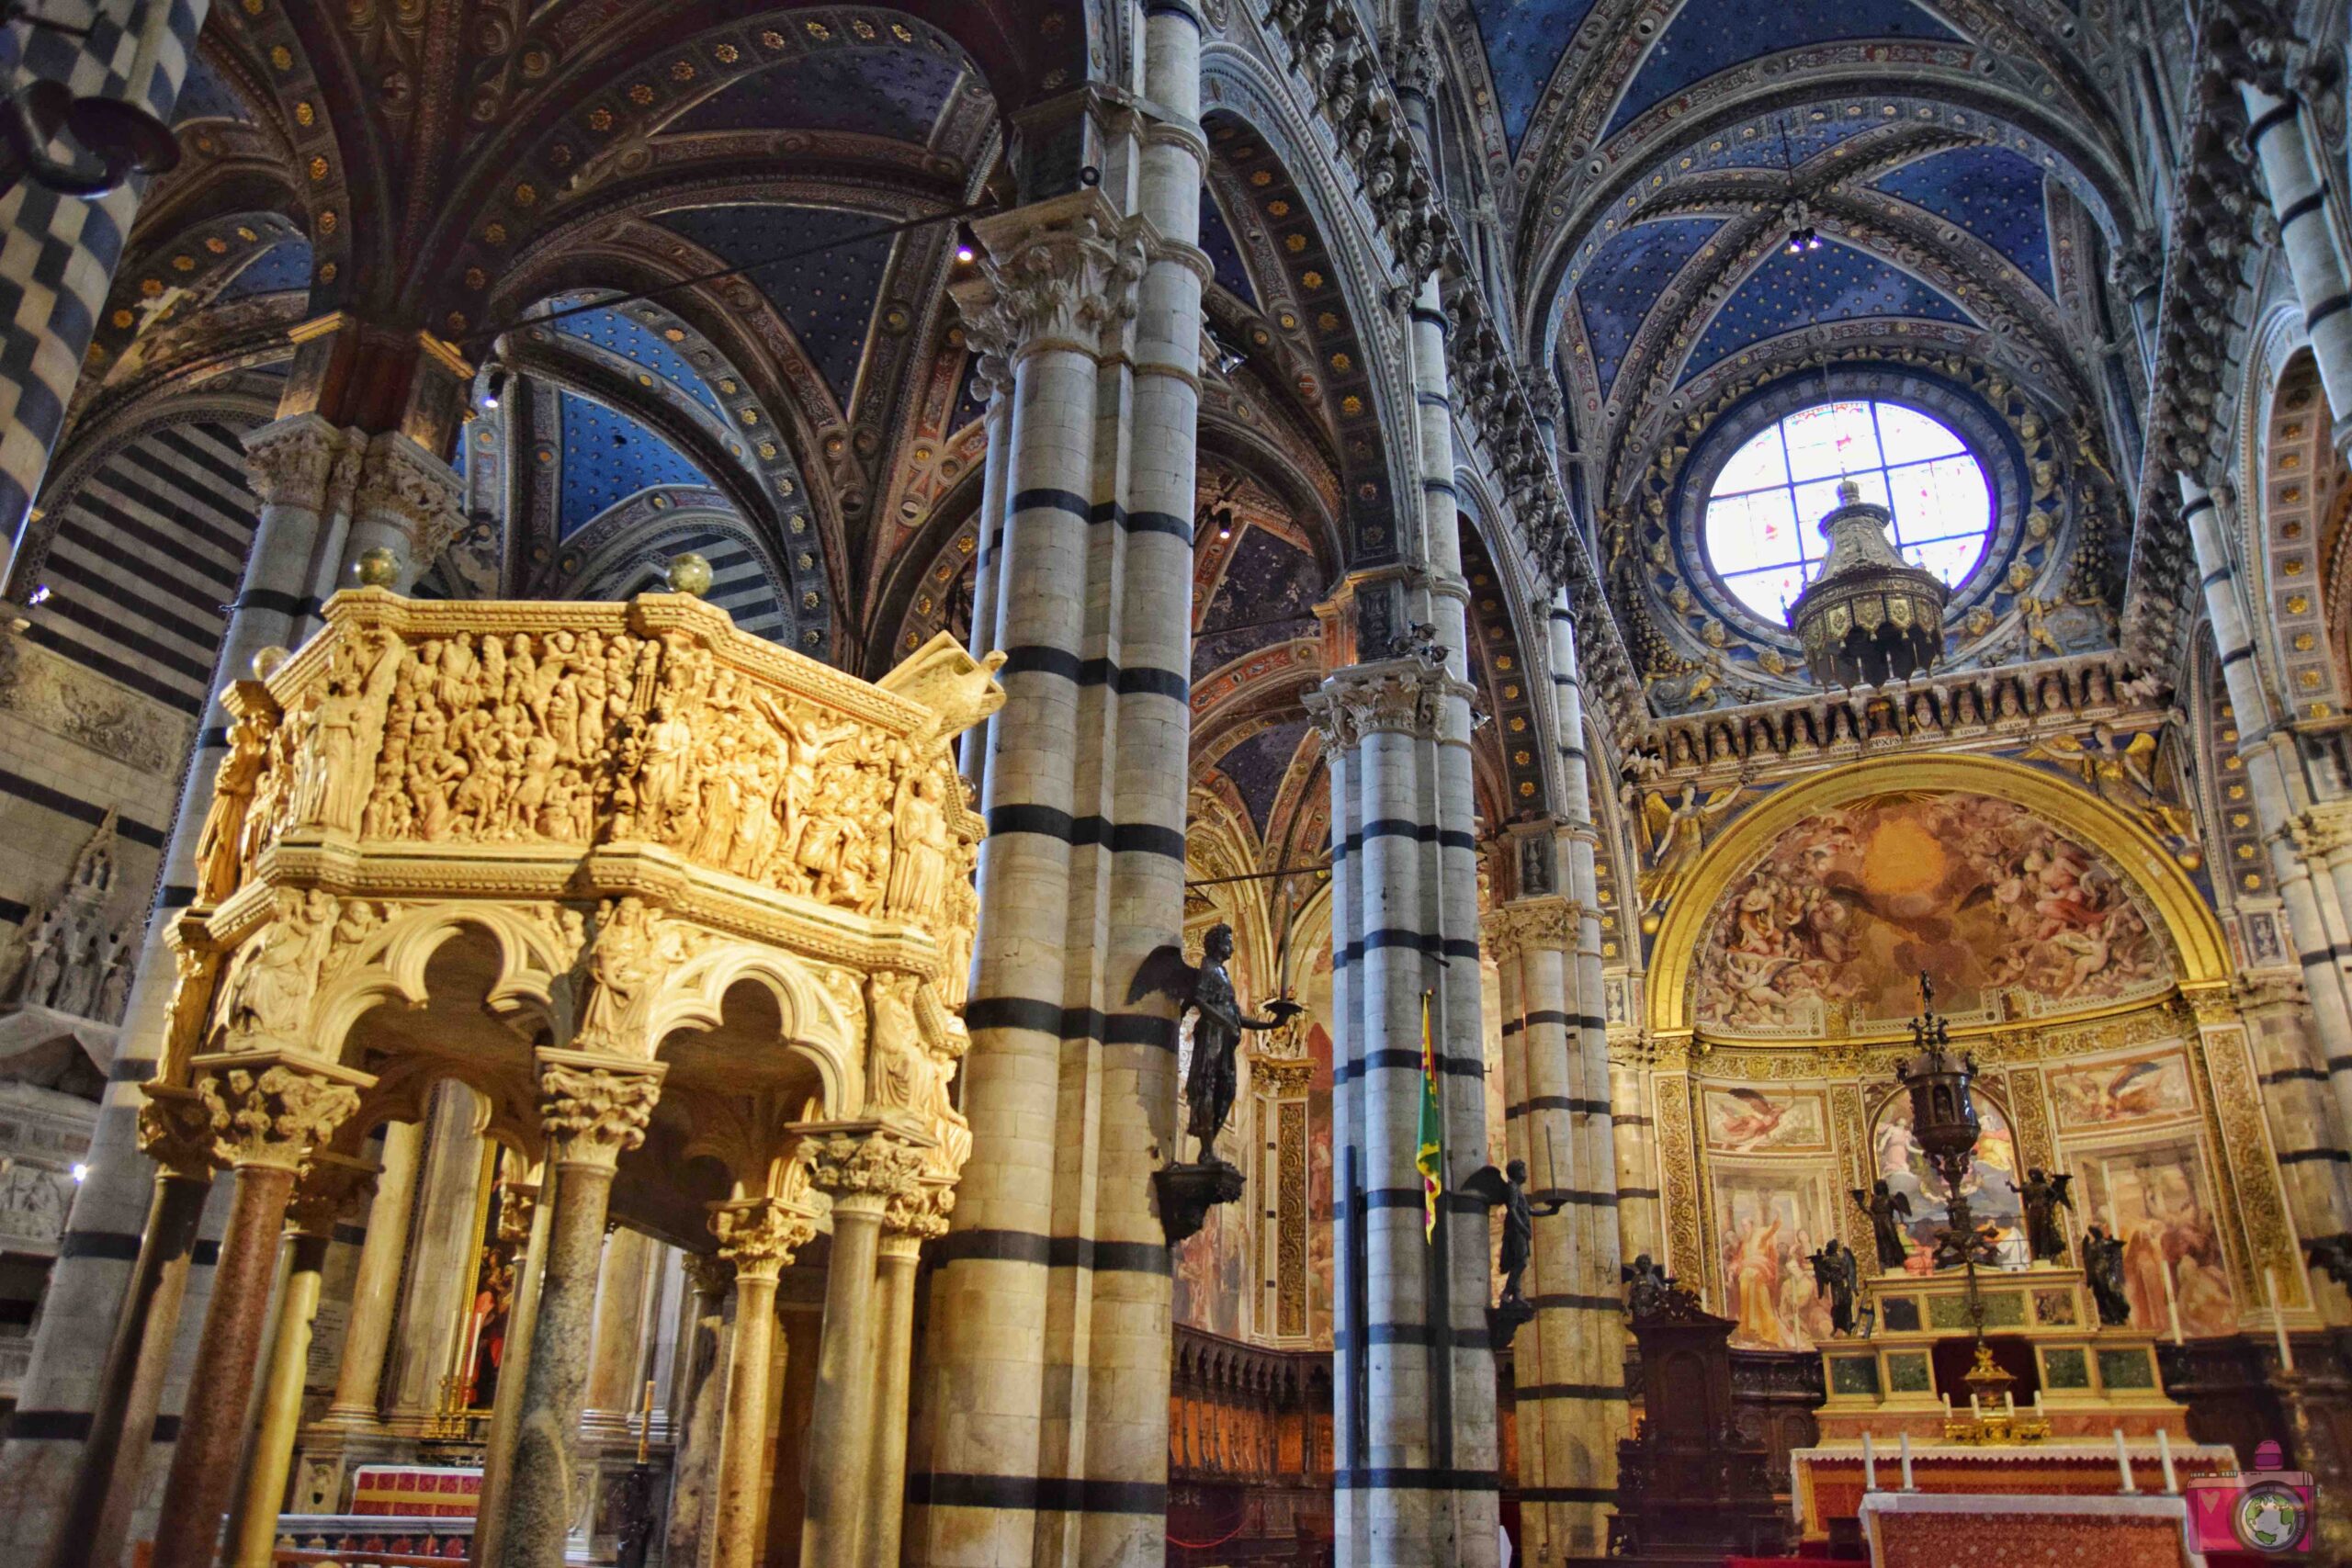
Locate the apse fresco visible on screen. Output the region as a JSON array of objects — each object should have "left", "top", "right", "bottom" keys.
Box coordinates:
[
  {"left": 1873, "top": 1089, "right": 2026, "bottom": 1268},
  {"left": 1713, "top": 1160, "right": 1841, "bottom": 1349},
  {"left": 2074, "top": 1134, "right": 2236, "bottom": 1337},
  {"left": 1695, "top": 792, "right": 2172, "bottom": 1036}
]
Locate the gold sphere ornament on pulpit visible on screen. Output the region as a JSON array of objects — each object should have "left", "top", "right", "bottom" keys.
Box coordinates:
[
  {"left": 667, "top": 551, "right": 714, "bottom": 599},
  {"left": 1786, "top": 478, "right": 1950, "bottom": 687},
  {"left": 353, "top": 547, "right": 402, "bottom": 588}
]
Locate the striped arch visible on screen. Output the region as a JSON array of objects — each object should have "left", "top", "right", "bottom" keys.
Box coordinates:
[
  {"left": 1201, "top": 42, "right": 1419, "bottom": 566},
  {"left": 557, "top": 498, "right": 798, "bottom": 643},
  {"left": 17, "top": 392, "right": 275, "bottom": 713},
  {"left": 2245, "top": 343, "right": 2349, "bottom": 724}
]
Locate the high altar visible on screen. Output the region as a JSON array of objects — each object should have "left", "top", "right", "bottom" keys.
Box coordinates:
[{"left": 1600, "top": 756, "right": 2335, "bottom": 1559}]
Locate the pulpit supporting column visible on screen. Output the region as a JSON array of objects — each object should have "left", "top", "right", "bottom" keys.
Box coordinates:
[
  {"left": 803, "top": 1132, "right": 922, "bottom": 1565},
  {"left": 663, "top": 1256, "right": 735, "bottom": 1568},
  {"left": 324, "top": 1120, "right": 424, "bottom": 1423},
  {"left": 708, "top": 1201, "right": 814, "bottom": 1568},
  {"left": 489, "top": 1055, "right": 662, "bottom": 1568},
  {"left": 230, "top": 1155, "right": 377, "bottom": 1568},
  {"left": 151, "top": 1060, "right": 367, "bottom": 1568}
]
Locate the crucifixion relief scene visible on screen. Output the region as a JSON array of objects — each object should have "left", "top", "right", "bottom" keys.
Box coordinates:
[{"left": 0, "top": 1, "right": 2347, "bottom": 1566}]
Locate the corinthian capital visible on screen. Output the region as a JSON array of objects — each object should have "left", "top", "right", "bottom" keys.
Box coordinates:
[
  {"left": 193, "top": 1055, "right": 368, "bottom": 1173},
  {"left": 1304, "top": 654, "right": 1465, "bottom": 746},
  {"left": 963, "top": 191, "right": 1148, "bottom": 361},
  {"left": 352, "top": 432, "right": 466, "bottom": 570},
  {"left": 537, "top": 1049, "right": 663, "bottom": 1169},
  {"left": 884, "top": 1179, "right": 956, "bottom": 1241},
  {"left": 243, "top": 414, "right": 345, "bottom": 513},
  {"left": 708, "top": 1196, "right": 820, "bottom": 1283}
]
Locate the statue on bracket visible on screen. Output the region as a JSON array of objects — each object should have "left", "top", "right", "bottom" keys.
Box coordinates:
[
  {"left": 1809, "top": 1238, "right": 1860, "bottom": 1336},
  {"left": 2083, "top": 1224, "right": 2132, "bottom": 1325},
  {"left": 1132, "top": 922, "right": 1301, "bottom": 1244},
  {"left": 1622, "top": 1254, "right": 1694, "bottom": 1323},
  {"left": 1462, "top": 1156, "right": 1566, "bottom": 1343},
  {"left": 1851, "top": 1179, "right": 1914, "bottom": 1271},
  {"left": 2008, "top": 1168, "right": 2075, "bottom": 1264}
]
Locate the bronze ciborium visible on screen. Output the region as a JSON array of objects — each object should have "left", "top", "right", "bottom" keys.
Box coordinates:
[{"left": 1894, "top": 974, "right": 1996, "bottom": 1269}]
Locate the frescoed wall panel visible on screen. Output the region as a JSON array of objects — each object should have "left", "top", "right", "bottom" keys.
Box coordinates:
[{"left": 1710, "top": 1153, "right": 1843, "bottom": 1350}]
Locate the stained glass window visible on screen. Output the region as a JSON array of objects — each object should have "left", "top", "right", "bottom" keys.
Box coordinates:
[{"left": 1702, "top": 400, "right": 1991, "bottom": 624}]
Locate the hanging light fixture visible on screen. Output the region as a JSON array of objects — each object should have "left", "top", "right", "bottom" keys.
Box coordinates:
[
  {"left": 1781, "top": 197, "right": 1822, "bottom": 255},
  {"left": 0, "top": 5, "right": 181, "bottom": 198},
  {"left": 1775, "top": 122, "right": 1820, "bottom": 254},
  {"left": 1786, "top": 476, "right": 1950, "bottom": 687}
]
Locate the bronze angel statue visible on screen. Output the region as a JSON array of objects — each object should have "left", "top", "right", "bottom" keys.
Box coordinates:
[
  {"left": 1851, "top": 1179, "right": 1914, "bottom": 1270},
  {"left": 2007, "top": 1168, "right": 2075, "bottom": 1264},
  {"left": 1460, "top": 1157, "right": 1565, "bottom": 1309},
  {"left": 1129, "top": 923, "right": 1301, "bottom": 1165}
]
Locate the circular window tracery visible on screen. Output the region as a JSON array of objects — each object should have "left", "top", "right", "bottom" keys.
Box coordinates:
[{"left": 1702, "top": 400, "right": 1993, "bottom": 623}]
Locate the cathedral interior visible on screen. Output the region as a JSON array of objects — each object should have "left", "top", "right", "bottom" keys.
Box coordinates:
[{"left": 0, "top": 0, "right": 2347, "bottom": 1565}]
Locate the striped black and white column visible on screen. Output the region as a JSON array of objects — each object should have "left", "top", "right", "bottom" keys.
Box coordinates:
[
  {"left": 1308, "top": 274, "right": 1498, "bottom": 1568},
  {"left": 0, "top": 0, "right": 208, "bottom": 570},
  {"left": 0, "top": 411, "right": 337, "bottom": 1560},
  {"left": 2239, "top": 81, "right": 2352, "bottom": 447},
  {"left": 1483, "top": 595, "right": 1627, "bottom": 1559},
  {"left": 906, "top": 8, "right": 1208, "bottom": 1562},
  {"left": 2180, "top": 471, "right": 2352, "bottom": 1246}
]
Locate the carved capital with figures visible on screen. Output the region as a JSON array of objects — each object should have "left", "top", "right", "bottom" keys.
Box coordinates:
[
  {"left": 193, "top": 1055, "right": 369, "bottom": 1173},
  {"left": 1303, "top": 655, "right": 1466, "bottom": 749},
  {"left": 960, "top": 191, "right": 1148, "bottom": 362},
  {"left": 495, "top": 1176, "right": 540, "bottom": 1247},
  {"left": 352, "top": 432, "right": 467, "bottom": 571},
  {"left": 537, "top": 1050, "right": 663, "bottom": 1170},
  {"left": 139, "top": 1082, "right": 223, "bottom": 1181},
  {"left": 1487, "top": 897, "right": 1575, "bottom": 964},
  {"left": 708, "top": 1196, "right": 820, "bottom": 1283},
  {"left": 883, "top": 1179, "right": 956, "bottom": 1244},
  {"left": 2290, "top": 801, "right": 2352, "bottom": 863},
  {"left": 808, "top": 1129, "right": 928, "bottom": 1216},
  {"left": 288, "top": 1150, "right": 379, "bottom": 1238}
]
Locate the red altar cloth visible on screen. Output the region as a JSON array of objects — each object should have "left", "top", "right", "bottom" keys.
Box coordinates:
[
  {"left": 1861, "top": 1493, "right": 2207, "bottom": 1568},
  {"left": 348, "top": 1465, "right": 482, "bottom": 1517},
  {"left": 1792, "top": 1443, "right": 2237, "bottom": 1540}
]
